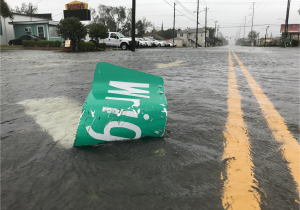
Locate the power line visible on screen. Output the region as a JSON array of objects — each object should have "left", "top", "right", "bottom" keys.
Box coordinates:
[
  {"left": 218, "top": 23, "right": 281, "bottom": 28},
  {"left": 178, "top": 1, "right": 287, "bottom": 5},
  {"left": 163, "top": 0, "right": 200, "bottom": 24},
  {"left": 53, "top": 12, "right": 63, "bottom": 17},
  {"left": 34, "top": 0, "right": 43, "bottom": 6},
  {"left": 256, "top": 0, "right": 271, "bottom": 15},
  {"left": 175, "top": 0, "right": 195, "bottom": 16}
]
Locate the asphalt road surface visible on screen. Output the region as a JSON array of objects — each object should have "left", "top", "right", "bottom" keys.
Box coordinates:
[{"left": 1, "top": 46, "right": 299, "bottom": 210}]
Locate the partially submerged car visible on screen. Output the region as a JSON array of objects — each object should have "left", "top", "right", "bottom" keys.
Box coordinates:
[
  {"left": 99, "top": 32, "right": 138, "bottom": 50},
  {"left": 136, "top": 38, "right": 147, "bottom": 47},
  {"left": 8, "top": 35, "right": 46, "bottom": 45},
  {"left": 142, "top": 38, "right": 152, "bottom": 47}
]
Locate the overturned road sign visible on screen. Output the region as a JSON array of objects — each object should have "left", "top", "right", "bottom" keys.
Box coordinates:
[{"left": 74, "top": 62, "right": 168, "bottom": 146}]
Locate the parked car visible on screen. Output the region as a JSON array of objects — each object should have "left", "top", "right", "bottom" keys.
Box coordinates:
[
  {"left": 142, "top": 38, "right": 152, "bottom": 47},
  {"left": 151, "top": 39, "right": 160, "bottom": 47},
  {"left": 157, "top": 40, "right": 165, "bottom": 47},
  {"left": 100, "top": 32, "right": 138, "bottom": 50},
  {"left": 8, "top": 35, "right": 45, "bottom": 45},
  {"left": 162, "top": 41, "right": 170, "bottom": 47},
  {"left": 136, "top": 38, "right": 147, "bottom": 47},
  {"left": 166, "top": 42, "right": 176, "bottom": 47}
]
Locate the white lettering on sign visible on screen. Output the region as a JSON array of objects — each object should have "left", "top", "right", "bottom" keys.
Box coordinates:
[
  {"left": 102, "top": 107, "right": 138, "bottom": 118},
  {"left": 108, "top": 81, "right": 150, "bottom": 98},
  {"left": 86, "top": 121, "right": 141, "bottom": 141},
  {"left": 105, "top": 97, "right": 140, "bottom": 107},
  {"left": 86, "top": 81, "right": 151, "bottom": 141}
]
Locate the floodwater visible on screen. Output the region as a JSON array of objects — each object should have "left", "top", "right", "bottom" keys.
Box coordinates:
[{"left": 1, "top": 46, "right": 299, "bottom": 210}]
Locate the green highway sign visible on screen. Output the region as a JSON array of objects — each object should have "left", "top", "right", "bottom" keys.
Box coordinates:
[{"left": 74, "top": 62, "right": 168, "bottom": 146}]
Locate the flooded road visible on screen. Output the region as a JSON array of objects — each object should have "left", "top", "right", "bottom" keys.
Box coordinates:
[{"left": 1, "top": 46, "right": 299, "bottom": 210}]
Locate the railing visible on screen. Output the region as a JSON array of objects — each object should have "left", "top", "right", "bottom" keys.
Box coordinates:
[{"left": 187, "top": 38, "right": 205, "bottom": 47}]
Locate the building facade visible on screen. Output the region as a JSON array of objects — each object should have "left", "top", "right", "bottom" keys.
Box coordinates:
[
  {"left": 0, "top": 13, "right": 61, "bottom": 45},
  {"left": 177, "top": 27, "right": 210, "bottom": 47}
]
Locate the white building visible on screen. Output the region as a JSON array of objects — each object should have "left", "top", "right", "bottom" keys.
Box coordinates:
[{"left": 176, "top": 27, "right": 210, "bottom": 47}]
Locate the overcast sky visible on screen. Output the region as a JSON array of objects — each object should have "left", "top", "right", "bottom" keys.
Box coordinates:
[{"left": 7, "top": 0, "right": 300, "bottom": 39}]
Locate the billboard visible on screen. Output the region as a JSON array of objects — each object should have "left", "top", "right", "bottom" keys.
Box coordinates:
[
  {"left": 280, "top": 24, "right": 300, "bottom": 33},
  {"left": 64, "top": 9, "right": 90, "bottom": 21},
  {"left": 65, "top": 1, "right": 88, "bottom": 10},
  {"left": 64, "top": 1, "right": 90, "bottom": 21}
]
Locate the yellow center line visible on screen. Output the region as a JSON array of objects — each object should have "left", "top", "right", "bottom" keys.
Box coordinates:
[
  {"left": 231, "top": 50, "right": 300, "bottom": 197},
  {"left": 222, "top": 49, "right": 261, "bottom": 209}
]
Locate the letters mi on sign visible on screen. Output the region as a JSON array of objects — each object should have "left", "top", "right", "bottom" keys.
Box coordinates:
[
  {"left": 74, "top": 62, "right": 168, "bottom": 147},
  {"left": 65, "top": 1, "right": 88, "bottom": 10}
]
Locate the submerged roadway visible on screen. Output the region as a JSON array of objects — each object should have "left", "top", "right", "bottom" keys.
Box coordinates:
[{"left": 1, "top": 45, "right": 299, "bottom": 210}]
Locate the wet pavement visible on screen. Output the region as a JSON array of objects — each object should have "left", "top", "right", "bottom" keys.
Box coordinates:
[{"left": 1, "top": 46, "right": 299, "bottom": 210}]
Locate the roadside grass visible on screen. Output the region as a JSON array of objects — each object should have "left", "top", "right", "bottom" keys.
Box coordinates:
[{"left": 1, "top": 45, "right": 24, "bottom": 50}]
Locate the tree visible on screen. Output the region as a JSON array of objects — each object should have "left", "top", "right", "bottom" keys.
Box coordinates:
[
  {"left": 56, "top": 17, "right": 87, "bottom": 50},
  {"left": 207, "top": 27, "right": 215, "bottom": 39},
  {"left": 91, "top": 5, "right": 127, "bottom": 32},
  {"left": 248, "top": 30, "right": 258, "bottom": 40},
  {"left": 120, "top": 8, "right": 132, "bottom": 36},
  {"left": 1, "top": 0, "right": 13, "bottom": 19},
  {"left": 162, "top": 28, "right": 178, "bottom": 39},
  {"left": 13, "top": 2, "right": 38, "bottom": 15},
  {"left": 90, "top": 5, "right": 152, "bottom": 37},
  {"left": 88, "top": 23, "right": 108, "bottom": 49},
  {"left": 136, "top": 20, "right": 144, "bottom": 37}
]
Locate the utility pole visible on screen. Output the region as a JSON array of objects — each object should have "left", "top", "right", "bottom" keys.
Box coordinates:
[
  {"left": 243, "top": 16, "right": 246, "bottom": 39},
  {"left": 153, "top": 22, "right": 155, "bottom": 39},
  {"left": 214, "top": 20, "right": 217, "bottom": 46},
  {"left": 30, "top": 5, "right": 33, "bottom": 21},
  {"left": 284, "top": 0, "right": 291, "bottom": 48},
  {"left": 264, "top": 26, "right": 269, "bottom": 47},
  {"left": 251, "top": 2, "right": 255, "bottom": 45},
  {"left": 196, "top": 0, "right": 199, "bottom": 48},
  {"left": 173, "top": 2, "right": 176, "bottom": 44},
  {"left": 131, "top": 0, "right": 136, "bottom": 52},
  {"left": 217, "top": 25, "right": 219, "bottom": 44},
  {"left": 205, "top": 7, "right": 207, "bottom": 47}
]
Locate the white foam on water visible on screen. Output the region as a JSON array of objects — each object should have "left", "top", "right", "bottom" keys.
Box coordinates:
[
  {"left": 17, "top": 97, "right": 82, "bottom": 149},
  {"left": 156, "top": 60, "right": 185, "bottom": 69},
  {"left": 33, "top": 60, "right": 101, "bottom": 68}
]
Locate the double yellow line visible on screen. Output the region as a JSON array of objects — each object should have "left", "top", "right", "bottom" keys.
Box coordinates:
[{"left": 222, "top": 49, "right": 299, "bottom": 209}]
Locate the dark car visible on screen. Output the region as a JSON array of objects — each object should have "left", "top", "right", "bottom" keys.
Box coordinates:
[{"left": 8, "top": 35, "right": 46, "bottom": 45}]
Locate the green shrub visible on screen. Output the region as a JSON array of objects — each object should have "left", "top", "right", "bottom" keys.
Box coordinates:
[
  {"left": 37, "top": 40, "right": 49, "bottom": 47},
  {"left": 28, "top": 40, "right": 36, "bottom": 47},
  {"left": 48, "top": 41, "right": 55, "bottom": 47},
  {"left": 77, "top": 42, "right": 86, "bottom": 51},
  {"left": 55, "top": 40, "right": 62, "bottom": 47},
  {"left": 291, "top": 40, "right": 299, "bottom": 46},
  {"left": 86, "top": 42, "right": 95, "bottom": 50},
  {"left": 77, "top": 42, "right": 95, "bottom": 51},
  {"left": 22, "top": 40, "right": 29, "bottom": 47},
  {"left": 99, "top": 43, "right": 106, "bottom": 50}
]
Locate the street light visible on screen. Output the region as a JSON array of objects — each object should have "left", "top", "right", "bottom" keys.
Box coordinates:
[{"left": 264, "top": 26, "right": 269, "bottom": 47}]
